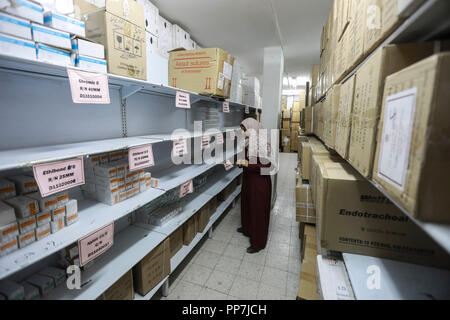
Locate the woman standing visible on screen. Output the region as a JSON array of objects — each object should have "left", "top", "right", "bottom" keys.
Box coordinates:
[{"left": 237, "top": 118, "right": 273, "bottom": 254}]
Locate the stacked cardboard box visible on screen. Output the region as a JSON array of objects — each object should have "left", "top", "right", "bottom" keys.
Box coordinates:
[
  {"left": 296, "top": 180, "right": 315, "bottom": 224},
  {"left": 322, "top": 85, "right": 341, "bottom": 149},
  {"left": 297, "top": 225, "right": 318, "bottom": 300}
]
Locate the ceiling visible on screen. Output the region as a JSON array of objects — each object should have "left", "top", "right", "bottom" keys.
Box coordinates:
[{"left": 151, "top": 0, "right": 333, "bottom": 84}]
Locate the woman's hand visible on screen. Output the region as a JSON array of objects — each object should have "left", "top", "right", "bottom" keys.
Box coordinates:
[{"left": 236, "top": 159, "right": 249, "bottom": 168}]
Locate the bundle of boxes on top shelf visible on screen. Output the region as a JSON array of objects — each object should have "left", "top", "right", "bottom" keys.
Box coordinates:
[
  {"left": 280, "top": 90, "right": 306, "bottom": 153},
  {"left": 0, "top": 174, "right": 78, "bottom": 258}
]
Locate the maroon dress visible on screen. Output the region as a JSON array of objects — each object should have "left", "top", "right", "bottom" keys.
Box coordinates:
[{"left": 240, "top": 149, "right": 272, "bottom": 250}]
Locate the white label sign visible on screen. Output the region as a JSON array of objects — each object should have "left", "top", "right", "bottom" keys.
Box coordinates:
[
  {"left": 201, "top": 135, "right": 210, "bottom": 149},
  {"left": 223, "top": 61, "right": 233, "bottom": 79},
  {"left": 245, "top": 106, "right": 250, "bottom": 114},
  {"left": 229, "top": 130, "right": 236, "bottom": 141},
  {"left": 377, "top": 88, "right": 417, "bottom": 191},
  {"left": 179, "top": 180, "right": 193, "bottom": 198},
  {"left": 33, "top": 158, "right": 85, "bottom": 197},
  {"left": 67, "top": 68, "right": 110, "bottom": 104},
  {"left": 217, "top": 73, "right": 224, "bottom": 90},
  {"left": 216, "top": 133, "right": 224, "bottom": 145},
  {"left": 128, "top": 144, "right": 155, "bottom": 171},
  {"left": 78, "top": 222, "right": 114, "bottom": 267},
  {"left": 223, "top": 160, "right": 233, "bottom": 171},
  {"left": 176, "top": 91, "right": 191, "bottom": 109},
  {"left": 223, "top": 101, "right": 230, "bottom": 113},
  {"left": 173, "top": 139, "right": 188, "bottom": 156}
]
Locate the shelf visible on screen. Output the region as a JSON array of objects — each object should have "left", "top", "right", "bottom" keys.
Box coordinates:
[
  {"left": 0, "top": 187, "right": 165, "bottom": 280},
  {"left": 0, "top": 55, "right": 252, "bottom": 110},
  {"left": 133, "top": 276, "right": 168, "bottom": 301},
  {"left": 43, "top": 225, "right": 167, "bottom": 300},
  {"left": 343, "top": 253, "right": 450, "bottom": 300},
  {"left": 146, "top": 126, "right": 240, "bottom": 142},
  {"left": 201, "top": 168, "right": 242, "bottom": 196},
  {"left": 316, "top": 254, "right": 355, "bottom": 300}
]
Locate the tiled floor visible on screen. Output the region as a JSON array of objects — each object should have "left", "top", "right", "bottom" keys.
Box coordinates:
[{"left": 153, "top": 153, "right": 300, "bottom": 300}]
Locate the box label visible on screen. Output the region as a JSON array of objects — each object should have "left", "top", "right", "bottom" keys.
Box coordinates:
[
  {"left": 33, "top": 158, "right": 85, "bottom": 197},
  {"left": 223, "top": 160, "right": 233, "bottom": 171},
  {"left": 128, "top": 144, "right": 155, "bottom": 171},
  {"left": 176, "top": 91, "right": 190, "bottom": 109},
  {"left": 216, "top": 133, "right": 224, "bottom": 145},
  {"left": 67, "top": 68, "right": 110, "bottom": 104},
  {"left": 78, "top": 222, "right": 114, "bottom": 267},
  {"left": 217, "top": 72, "right": 224, "bottom": 90},
  {"left": 223, "top": 101, "right": 230, "bottom": 113},
  {"left": 245, "top": 106, "right": 249, "bottom": 114},
  {"left": 179, "top": 180, "right": 193, "bottom": 198},
  {"left": 172, "top": 139, "right": 188, "bottom": 157},
  {"left": 377, "top": 88, "right": 417, "bottom": 191},
  {"left": 201, "top": 135, "right": 210, "bottom": 150},
  {"left": 223, "top": 61, "right": 232, "bottom": 79}
]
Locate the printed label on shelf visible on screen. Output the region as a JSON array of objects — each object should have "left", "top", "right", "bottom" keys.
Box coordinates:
[
  {"left": 176, "top": 91, "right": 191, "bottom": 109},
  {"left": 223, "top": 101, "right": 230, "bottom": 113},
  {"left": 172, "top": 139, "right": 188, "bottom": 157},
  {"left": 223, "top": 160, "right": 233, "bottom": 171},
  {"left": 33, "top": 158, "right": 85, "bottom": 197},
  {"left": 245, "top": 106, "right": 250, "bottom": 114},
  {"left": 201, "top": 135, "right": 210, "bottom": 150},
  {"left": 78, "top": 222, "right": 114, "bottom": 267},
  {"left": 128, "top": 144, "right": 155, "bottom": 171},
  {"left": 67, "top": 68, "right": 110, "bottom": 104},
  {"left": 229, "top": 130, "right": 236, "bottom": 140},
  {"left": 377, "top": 87, "right": 417, "bottom": 192},
  {"left": 179, "top": 180, "right": 193, "bottom": 198},
  {"left": 216, "top": 133, "right": 224, "bottom": 145}
]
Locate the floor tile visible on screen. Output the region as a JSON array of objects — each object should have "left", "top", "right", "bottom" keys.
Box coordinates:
[
  {"left": 198, "top": 288, "right": 228, "bottom": 300},
  {"left": 168, "top": 280, "right": 203, "bottom": 300},
  {"left": 265, "top": 252, "right": 289, "bottom": 272},
  {"left": 228, "top": 276, "right": 259, "bottom": 300},
  {"left": 215, "top": 255, "right": 242, "bottom": 275},
  {"left": 183, "top": 263, "right": 213, "bottom": 286},
  {"left": 237, "top": 261, "right": 264, "bottom": 282},
  {"left": 223, "top": 243, "right": 246, "bottom": 260},
  {"left": 205, "top": 270, "right": 236, "bottom": 294},
  {"left": 260, "top": 266, "right": 288, "bottom": 291},
  {"left": 257, "top": 283, "right": 288, "bottom": 300}
]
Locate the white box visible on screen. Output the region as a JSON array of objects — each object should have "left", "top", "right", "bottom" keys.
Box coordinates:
[
  {"left": 35, "top": 223, "right": 51, "bottom": 240},
  {"left": 114, "top": 161, "right": 126, "bottom": 178},
  {"left": 0, "top": 222, "right": 19, "bottom": 243},
  {"left": 74, "top": 54, "right": 107, "bottom": 73},
  {"left": 21, "top": 282, "right": 39, "bottom": 300},
  {"left": 81, "top": 183, "right": 96, "bottom": 199},
  {"left": 17, "top": 229, "right": 36, "bottom": 248},
  {"left": 96, "top": 185, "right": 119, "bottom": 206},
  {"left": 0, "top": 280, "right": 24, "bottom": 300},
  {"left": 44, "top": 11, "right": 85, "bottom": 37},
  {"left": 50, "top": 217, "right": 64, "bottom": 233},
  {"left": 0, "top": 179, "right": 16, "bottom": 200},
  {"left": 99, "top": 153, "right": 109, "bottom": 164},
  {"left": 4, "top": 196, "right": 39, "bottom": 218},
  {"left": 64, "top": 211, "right": 78, "bottom": 226},
  {"left": 242, "top": 76, "right": 260, "bottom": 96},
  {"left": 146, "top": 31, "right": 158, "bottom": 54},
  {"left": 17, "top": 216, "right": 36, "bottom": 234},
  {"left": 0, "top": 237, "right": 18, "bottom": 257},
  {"left": 146, "top": 51, "right": 168, "bottom": 86},
  {"left": 172, "top": 24, "right": 190, "bottom": 50},
  {"left": 0, "top": 32, "right": 36, "bottom": 61},
  {"left": 26, "top": 192, "right": 58, "bottom": 211},
  {"left": 94, "top": 163, "right": 117, "bottom": 178},
  {"left": 0, "top": 11, "right": 32, "bottom": 40},
  {"left": 95, "top": 175, "right": 118, "bottom": 189},
  {"left": 25, "top": 274, "right": 54, "bottom": 296},
  {"left": 0, "top": 0, "right": 10, "bottom": 9},
  {"left": 5, "top": 0, "right": 44, "bottom": 24},
  {"left": 126, "top": 186, "right": 140, "bottom": 199},
  {"left": 55, "top": 191, "right": 69, "bottom": 207},
  {"left": 158, "top": 15, "right": 172, "bottom": 58},
  {"left": 118, "top": 189, "right": 128, "bottom": 202},
  {"left": 7, "top": 175, "right": 38, "bottom": 195},
  {"left": 108, "top": 150, "right": 123, "bottom": 162},
  {"left": 37, "top": 43, "right": 71, "bottom": 67},
  {"left": 38, "top": 266, "right": 66, "bottom": 286},
  {"left": 65, "top": 199, "right": 77, "bottom": 216},
  {"left": 71, "top": 37, "right": 104, "bottom": 59},
  {"left": 137, "top": 0, "right": 159, "bottom": 35},
  {"left": 317, "top": 255, "right": 355, "bottom": 300},
  {"left": 51, "top": 206, "right": 65, "bottom": 221},
  {"left": 0, "top": 201, "right": 16, "bottom": 226},
  {"left": 31, "top": 23, "right": 71, "bottom": 49},
  {"left": 36, "top": 211, "right": 51, "bottom": 227}
]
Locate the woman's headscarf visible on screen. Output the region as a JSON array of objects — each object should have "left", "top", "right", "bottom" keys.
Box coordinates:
[{"left": 240, "top": 118, "right": 273, "bottom": 167}]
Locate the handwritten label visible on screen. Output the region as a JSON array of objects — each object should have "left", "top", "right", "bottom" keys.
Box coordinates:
[
  {"left": 33, "top": 158, "right": 85, "bottom": 197},
  {"left": 223, "top": 101, "right": 230, "bottom": 113},
  {"left": 216, "top": 133, "right": 224, "bottom": 145},
  {"left": 224, "top": 160, "right": 233, "bottom": 171},
  {"left": 245, "top": 106, "right": 250, "bottom": 114},
  {"left": 179, "top": 180, "right": 193, "bottom": 198},
  {"left": 78, "top": 222, "right": 114, "bottom": 267},
  {"left": 201, "top": 135, "right": 210, "bottom": 150},
  {"left": 176, "top": 91, "right": 191, "bottom": 109},
  {"left": 128, "top": 144, "right": 155, "bottom": 171},
  {"left": 173, "top": 139, "right": 188, "bottom": 157},
  {"left": 67, "top": 68, "right": 110, "bottom": 104}
]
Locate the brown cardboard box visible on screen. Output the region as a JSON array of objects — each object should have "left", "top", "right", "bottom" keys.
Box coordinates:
[
  {"left": 282, "top": 110, "right": 291, "bottom": 119},
  {"left": 364, "top": 0, "right": 383, "bottom": 55},
  {"left": 298, "top": 225, "right": 317, "bottom": 300},
  {"left": 293, "top": 101, "right": 301, "bottom": 112},
  {"left": 103, "top": 270, "right": 134, "bottom": 300},
  {"left": 168, "top": 48, "right": 235, "bottom": 98},
  {"left": 380, "top": 0, "right": 404, "bottom": 40},
  {"left": 316, "top": 161, "right": 450, "bottom": 269},
  {"left": 298, "top": 135, "right": 309, "bottom": 161},
  {"left": 346, "top": 0, "right": 366, "bottom": 69},
  {"left": 348, "top": 43, "right": 435, "bottom": 177},
  {"left": 296, "top": 180, "right": 315, "bottom": 224},
  {"left": 335, "top": 75, "right": 356, "bottom": 159},
  {"left": 310, "top": 153, "right": 343, "bottom": 209},
  {"left": 373, "top": 53, "right": 450, "bottom": 223},
  {"left": 281, "top": 129, "right": 290, "bottom": 138},
  {"left": 208, "top": 196, "right": 218, "bottom": 216},
  {"left": 292, "top": 111, "right": 300, "bottom": 123},
  {"left": 323, "top": 85, "right": 341, "bottom": 149},
  {"left": 196, "top": 204, "right": 210, "bottom": 233},
  {"left": 169, "top": 227, "right": 183, "bottom": 258},
  {"left": 133, "top": 238, "right": 170, "bottom": 296},
  {"left": 281, "top": 98, "right": 287, "bottom": 109},
  {"left": 291, "top": 135, "right": 299, "bottom": 152},
  {"left": 301, "top": 142, "right": 311, "bottom": 181},
  {"left": 83, "top": 0, "right": 146, "bottom": 80},
  {"left": 283, "top": 146, "right": 291, "bottom": 153},
  {"left": 312, "top": 65, "right": 320, "bottom": 87},
  {"left": 282, "top": 120, "right": 290, "bottom": 129},
  {"left": 291, "top": 123, "right": 300, "bottom": 132},
  {"left": 182, "top": 216, "right": 196, "bottom": 245},
  {"left": 304, "top": 106, "right": 313, "bottom": 135}
]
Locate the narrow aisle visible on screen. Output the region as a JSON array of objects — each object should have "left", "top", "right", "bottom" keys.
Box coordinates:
[{"left": 157, "top": 153, "right": 300, "bottom": 300}]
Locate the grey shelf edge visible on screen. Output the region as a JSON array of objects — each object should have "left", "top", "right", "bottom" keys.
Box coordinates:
[{"left": 0, "top": 55, "right": 255, "bottom": 110}]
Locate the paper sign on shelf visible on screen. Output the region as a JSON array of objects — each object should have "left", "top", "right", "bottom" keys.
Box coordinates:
[
  {"left": 78, "top": 222, "right": 114, "bottom": 267},
  {"left": 229, "top": 130, "right": 236, "bottom": 141},
  {"left": 223, "top": 160, "right": 233, "bottom": 171},
  {"left": 179, "top": 180, "right": 193, "bottom": 198},
  {"left": 216, "top": 133, "right": 224, "bottom": 145},
  {"left": 223, "top": 101, "right": 230, "bottom": 113},
  {"left": 67, "top": 68, "right": 110, "bottom": 104},
  {"left": 245, "top": 106, "right": 250, "bottom": 114},
  {"left": 33, "top": 158, "right": 85, "bottom": 197},
  {"left": 201, "top": 135, "right": 210, "bottom": 150},
  {"left": 172, "top": 139, "right": 188, "bottom": 157},
  {"left": 128, "top": 144, "right": 155, "bottom": 171},
  {"left": 176, "top": 91, "right": 191, "bottom": 109}
]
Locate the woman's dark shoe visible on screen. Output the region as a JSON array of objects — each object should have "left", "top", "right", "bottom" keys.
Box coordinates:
[
  {"left": 237, "top": 227, "right": 244, "bottom": 234},
  {"left": 246, "top": 247, "right": 261, "bottom": 254}
]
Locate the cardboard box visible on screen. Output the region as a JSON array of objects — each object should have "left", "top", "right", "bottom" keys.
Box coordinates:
[
  {"left": 292, "top": 111, "right": 300, "bottom": 123},
  {"left": 296, "top": 181, "right": 315, "bottom": 224},
  {"left": 301, "top": 142, "right": 311, "bottom": 181},
  {"left": 104, "top": 270, "right": 134, "bottom": 300},
  {"left": 0, "top": 280, "right": 24, "bottom": 300},
  {"left": 304, "top": 106, "right": 313, "bottom": 135},
  {"left": 290, "top": 135, "right": 299, "bottom": 152},
  {"left": 0, "top": 201, "right": 16, "bottom": 226},
  {"left": 0, "top": 222, "right": 19, "bottom": 243},
  {"left": 136, "top": 0, "right": 159, "bottom": 35},
  {"left": 25, "top": 274, "right": 54, "bottom": 296},
  {"left": 133, "top": 238, "right": 170, "bottom": 296},
  {"left": 196, "top": 204, "right": 210, "bottom": 233},
  {"left": 5, "top": 196, "right": 38, "bottom": 218},
  {"left": 157, "top": 15, "right": 172, "bottom": 58},
  {"left": 44, "top": 11, "right": 85, "bottom": 37},
  {"left": 282, "top": 120, "right": 290, "bottom": 129},
  {"left": 348, "top": 43, "right": 435, "bottom": 177},
  {"left": 18, "top": 228, "right": 35, "bottom": 248},
  {"left": 26, "top": 192, "right": 58, "bottom": 212},
  {"left": 5, "top": 0, "right": 44, "bottom": 24},
  {"left": 146, "top": 51, "right": 168, "bottom": 86},
  {"left": 71, "top": 37, "right": 105, "bottom": 59},
  {"left": 38, "top": 266, "right": 66, "bottom": 287},
  {"left": 172, "top": 24, "right": 190, "bottom": 50},
  {"left": 17, "top": 216, "right": 36, "bottom": 234},
  {"left": 84, "top": 0, "right": 146, "bottom": 80},
  {"left": 146, "top": 31, "right": 158, "bottom": 54},
  {"left": 0, "top": 11, "right": 32, "bottom": 40},
  {"left": 35, "top": 223, "right": 51, "bottom": 240},
  {"left": 169, "top": 48, "right": 235, "bottom": 98},
  {"left": 298, "top": 225, "right": 318, "bottom": 300},
  {"left": 322, "top": 85, "right": 341, "bottom": 149},
  {"left": 282, "top": 110, "right": 291, "bottom": 119},
  {"left": 373, "top": 53, "right": 450, "bottom": 223},
  {"left": 169, "top": 226, "right": 183, "bottom": 258},
  {"left": 316, "top": 160, "right": 450, "bottom": 268},
  {"left": 182, "top": 216, "right": 196, "bottom": 245},
  {"left": 0, "top": 237, "right": 18, "bottom": 257},
  {"left": 36, "top": 211, "right": 51, "bottom": 227},
  {"left": 335, "top": 75, "right": 356, "bottom": 159}
]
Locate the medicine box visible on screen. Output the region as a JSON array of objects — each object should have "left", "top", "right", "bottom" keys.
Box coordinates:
[
  {"left": 50, "top": 217, "right": 64, "bottom": 234},
  {"left": 18, "top": 229, "right": 36, "bottom": 248},
  {"left": 7, "top": 175, "right": 38, "bottom": 195},
  {"left": 55, "top": 192, "right": 69, "bottom": 207},
  {"left": 0, "top": 32, "right": 36, "bottom": 61},
  {"left": 36, "top": 211, "right": 51, "bottom": 227},
  {"left": 0, "top": 222, "right": 19, "bottom": 243},
  {"left": 36, "top": 43, "right": 72, "bottom": 67},
  {"left": 31, "top": 22, "right": 71, "bottom": 49},
  {"left": 5, "top": 0, "right": 44, "bottom": 24},
  {"left": 74, "top": 54, "right": 107, "bottom": 73},
  {"left": 38, "top": 266, "right": 66, "bottom": 287},
  {"left": 94, "top": 163, "right": 117, "bottom": 178},
  {"left": 0, "top": 201, "right": 16, "bottom": 226},
  {"left": 65, "top": 211, "right": 78, "bottom": 226},
  {"left": 51, "top": 206, "right": 65, "bottom": 221},
  {"left": 26, "top": 192, "right": 58, "bottom": 211},
  {"left": 22, "top": 282, "right": 40, "bottom": 300},
  {"left": 0, "top": 11, "right": 32, "bottom": 40},
  {"left": 44, "top": 11, "right": 85, "bottom": 37},
  {"left": 5, "top": 196, "right": 39, "bottom": 218},
  {"left": 71, "top": 37, "right": 104, "bottom": 59},
  {"left": 65, "top": 199, "right": 77, "bottom": 216},
  {"left": 17, "top": 216, "right": 36, "bottom": 234},
  {"left": 0, "top": 179, "right": 16, "bottom": 200},
  {"left": 0, "top": 280, "right": 24, "bottom": 300},
  {"left": 35, "top": 223, "right": 51, "bottom": 241},
  {"left": 25, "top": 274, "right": 54, "bottom": 296},
  {"left": 0, "top": 237, "right": 18, "bottom": 257}
]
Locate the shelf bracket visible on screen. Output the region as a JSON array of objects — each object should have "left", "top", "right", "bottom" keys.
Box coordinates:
[
  {"left": 120, "top": 85, "right": 143, "bottom": 100},
  {"left": 190, "top": 95, "right": 202, "bottom": 105}
]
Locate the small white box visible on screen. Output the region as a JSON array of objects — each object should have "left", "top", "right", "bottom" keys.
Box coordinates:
[
  {"left": 126, "top": 187, "right": 140, "bottom": 199},
  {"left": 25, "top": 274, "right": 54, "bottom": 296},
  {"left": 50, "top": 217, "right": 64, "bottom": 233},
  {"left": 95, "top": 175, "right": 118, "bottom": 189},
  {"left": 0, "top": 280, "right": 24, "bottom": 300},
  {"left": 94, "top": 163, "right": 117, "bottom": 178},
  {"left": 84, "top": 154, "right": 101, "bottom": 177},
  {"left": 0, "top": 11, "right": 32, "bottom": 40},
  {"left": 0, "top": 237, "right": 18, "bottom": 257},
  {"left": 147, "top": 51, "right": 168, "bottom": 86},
  {"left": 65, "top": 199, "right": 77, "bottom": 216},
  {"left": 137, "top": 0, "right": 159, "bottom": 35},
  {"left": 26, "top": 192, "right": 58, "bottom": 211},
  {"left": 0, "top": 0, "right": 10, "bottom": 9},
  {"left": 36, "top": 43, "right": 71, "bottom": 67},
  {"left": 146, "top": 31, "right": 158, "bottom": 54},
  {"left": 38, "top": 266, "right": 66, "bottom": 287},
  {"left": 74, "top": 54, "right": 107, "bottom": 73},
  {"left": 0, "top": 32, "right": 36, "bottom": 61},
  {"left": 32, "top": 23, "right": 71, "bottom": 49},
  {"left": 64, "top": 211, "right": 78, "bottom": 226},
  {"left": 172, "top": 24, "right": 190, "bottom": 50},
  {"left": 96, "top": 185, "right": 119, "bottom": 206},
  {"left": 150, "top": 178, "right": 159, "bottom": 188},
  {"left": 36, "top": 211, "right": 51, "bottom": 227},
  {"left": 0, "top": 201, "right": 16, "bottom": 226},
  {"left": 44, "top": 11, "right": 85, "bottom": 37},
  {"left": 71, "top": 37, "right": 104, "bottom": 59},
  {"left": 118, "top": 189, "right": 128, "bottom": 202},
  {"left": 7, "top": 175, "right": 38, "bottom": 195},
  {"left": 0, "top": 179, "right": 16, "bottom": 200},
  {"left": 5, "top": 0, "right": 44, "bottom": 24},
  {"left": 115, "top": 161, "right": 126, "bottom": 178},
  {"left": 99, "top": 153, "right": 109, "bottom": 164},
  {"left": 35, "top": 223, "right": 51, "bottom": 240},
  {"left": 55, "top": 191, "right": 69, "bottom": 207},
  {"left": 21, "top": 282, "right": 40, "bottom": 300},
  {"left": 0, "top": 222, "right": 19, "bottom": 243},
  {"left": 108, "top": 150, "right": 123, "bottom": 162},
  {"left": 51, "top": 206, "right": 65, "bottom": 221},
  {"left": 5, "top": 196, "right": 39, "bottom": 218},
  {"left": 17, "top": 216, "right": 36, "bottom": 234},
  {"left": 17, "top": 229, "right": 35, "bottom": 248},
  {"left": 157, "top": 15, "right": 172, "bottom": 58}
]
